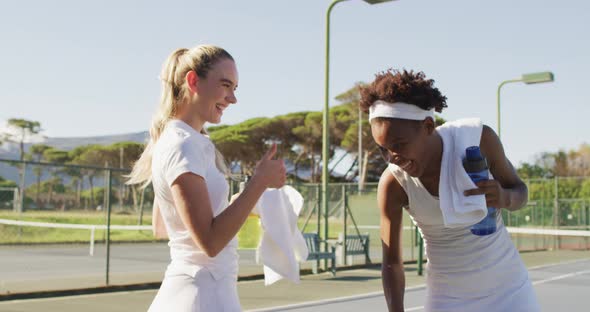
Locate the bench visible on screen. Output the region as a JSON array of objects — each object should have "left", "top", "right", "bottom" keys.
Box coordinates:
[
  {"left": 303, "top": 232, "right": 336, "bottom": 275},
  {"left": 340, "top": 234, "right": 371, "bottom": 265}
]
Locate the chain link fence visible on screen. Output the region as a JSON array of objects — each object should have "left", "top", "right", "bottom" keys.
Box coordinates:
[{"left": 1, "top": 158, "right": 589, "bottom": 295}]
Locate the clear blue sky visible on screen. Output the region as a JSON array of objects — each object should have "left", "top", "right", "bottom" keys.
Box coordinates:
[{"left": 1, "top": 0, "right": 588, "bottom": 166}]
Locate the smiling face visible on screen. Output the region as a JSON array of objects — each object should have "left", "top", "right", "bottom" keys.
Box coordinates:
[
  {"left": 179, "top": 57, "right": 238, "bottom": 128},
  {"left": 371, "top": 117, "right": 436, "bottom": 178},
  {"left": 193, "top": 57, "right": 238, "bottom": 124}
]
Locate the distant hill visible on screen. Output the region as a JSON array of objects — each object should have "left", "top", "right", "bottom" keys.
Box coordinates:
[
  {"left": 0, "top": 130, "right": 346, "bottom": 186},
  {"left": 0, "top": 131, "right": 149, "bottom": 185},
  {"left": 42, "top": 131, "right": 149, "bottom": 151}
]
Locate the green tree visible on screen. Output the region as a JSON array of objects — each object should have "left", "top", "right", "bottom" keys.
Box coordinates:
[
  {"left": 292, "top": 112, "right": 323, "bottom": 182},
  {"left": 3, "top": 119, "right": 42, "bottom": 160},
  {"left": 271, "top": 112, "right": 309, "bottom": 180},
  {"left": 108, "top": 142, "right": 145, "bottom": 211},
  {"left": 27, "top": 144, "right": 52, "bottom": 205},
  {"left": 580, "top": 179, "right": 590, "bottom": 199},
  {"left": 0, "top": 176, "right": 17, "bottom": 188},
  {"left": 70, "top": 145, "right": 110, "bottom": 209},
  {"left": 1, "top": 119, "right": 43, "bottom": 212},
  {"left": 334, "top": 84, "right": 384, "bottom": 185},
  {"left": 210, "top": 117, "right": 271, "bottom": 175},
  {"left": 517, "top": 162, "right": 550, "bottom": 179},
  {"left": 43, "top": 148, "right": 70, "bottom": 209}
]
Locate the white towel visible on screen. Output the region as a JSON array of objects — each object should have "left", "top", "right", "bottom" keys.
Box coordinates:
[
  {"left": 254, "top": 186, "right": 309, "bottom": 285},
  {"left": 437, "top": 118, "right": 488, "bottom": 228}
]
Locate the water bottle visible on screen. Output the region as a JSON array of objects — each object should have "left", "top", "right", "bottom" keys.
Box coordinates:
[{"left": 463, "top": 146, "right": 497, "bottom": 236}]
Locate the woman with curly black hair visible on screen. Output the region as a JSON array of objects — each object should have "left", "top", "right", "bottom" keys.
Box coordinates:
[{"left": 361, "top": 70, "right": 539, "bottom": 312}]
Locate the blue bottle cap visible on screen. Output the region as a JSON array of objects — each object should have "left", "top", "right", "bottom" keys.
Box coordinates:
[
  {"left": 466, "top": 146, "right": 483, "bottom": 161},
  {"left": 463, "top": 146, "right": 488, "bottom": 172}
]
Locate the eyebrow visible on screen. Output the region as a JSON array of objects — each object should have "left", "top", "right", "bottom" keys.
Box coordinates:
[
  {"left": 380, "top": 138, "right": 407, "bottom": 150},
  {"left": 220, "top": 78, "right": 238, "bottom": 89},
  {"left": 385, "top": 129, "right": 409, "bottom": 145},
  {"left": 387, "top": 137, "right": 407, "bottom": 144}
]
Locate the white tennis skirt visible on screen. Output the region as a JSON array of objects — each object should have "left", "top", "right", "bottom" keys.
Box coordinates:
[{"left": 148, "top": 268, "right": 241, "bottom": 312}]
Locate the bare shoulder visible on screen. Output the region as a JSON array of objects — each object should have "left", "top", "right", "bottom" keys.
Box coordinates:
[
  {"left": 378, "top": 167, "right": 401, "bottom": 193},
  {"left": 377, "top": 167, "right": 408, "bottom": 216},
  {"left": 479, "top": 124, "right": 504, "bottom": 163},
  {"left": 480, "top": 125, "right": 502, "bottom": 149},
  {"left": 479, "top": 124, "right": 523, "bottom": 186}
]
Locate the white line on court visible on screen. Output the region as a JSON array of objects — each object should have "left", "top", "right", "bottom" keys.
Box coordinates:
[
  {"left": 0, "top": 289, "right": 156, "bottom": 305},
  {"left": 532, "top": 269, "right": 590, "bottom": 286},
  {"left": 2, "top": 260, "right": 587, "bottom": 309},
  {"left": 528, "top": 257, "right": 590, "bottom": 271},
  {"left": 246, "top": 259, "right": 590, "bottom": 312},
  {"left": 245, "top": 285, "right": 426, "bottom": 312}
]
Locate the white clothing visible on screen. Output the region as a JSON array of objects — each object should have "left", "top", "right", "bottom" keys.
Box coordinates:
[
  {"left": 148, "top": 268, "right": 240, "bottom": 312},
  {"left": 150, "top": 120, "right": 240, "bottom": 311},
  {"left": 437, "top": 118, "right": 487, "bottom": 228},
  {"left": 255, "top": 186, "right": 309, "bottom": 285},
  {"left": 388, "top": 119, "right": 540, "bottom": 312},
  {"left": 368, "top": 101, "right": 435, "bottom": 122}
]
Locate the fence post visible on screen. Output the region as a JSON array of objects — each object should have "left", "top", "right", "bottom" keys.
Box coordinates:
[
  {"left": 417, "top": 234, "right": 424, "bottom": 276},
  {"left": 105, "top": 169, "right": 112, "bottom": 285},
  {"left": 554, "top": 177, "right": 559, "bottom": 250},
  {"left": 342, "top": 184, "right": 348, "bottom": 265},
  {"left": 316, "top": 185, "right": 321, "bottom": 271},
  {"left": 13, "top": 187, "right": 19, "bottom": 211},
  {"left": 90, "top": 226, "right": 96, "bottom": 256},
  {"left": 138, "top": 186, "right": 146, "bottom": 225},
  {"left": 410, "top": 223, "right": 415, "bottom": 261},
  {"left": 18, "top": 162, "right": 27, "bottom": 213}
]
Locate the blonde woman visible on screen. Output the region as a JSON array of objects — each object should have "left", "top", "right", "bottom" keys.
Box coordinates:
[{"left": 128, "top": 45, "right": 286, "bottom": 311}]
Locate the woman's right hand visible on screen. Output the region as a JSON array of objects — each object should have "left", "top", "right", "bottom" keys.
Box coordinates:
[{"left": 253, "top": 144, "right": 286, "bottom": 189}]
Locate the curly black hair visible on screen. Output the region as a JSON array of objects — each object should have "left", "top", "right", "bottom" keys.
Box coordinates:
[{"left": 359, "top": 69, "right": 448, "bottom": 114}]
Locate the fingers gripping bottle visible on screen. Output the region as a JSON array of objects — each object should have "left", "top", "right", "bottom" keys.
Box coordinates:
[{"left": 464, "top": 146, "right": 497, "bottom": 236}]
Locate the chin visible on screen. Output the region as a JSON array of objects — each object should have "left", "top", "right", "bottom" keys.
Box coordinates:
[
  {"left": 407, "top": 171, "right": 420, "bottom": 178},
  {"left": 406, "top": 166, "right": 424, "bottom": 178},
  {"left": 209, "top": 116, "right": 222, "bottom": 124}
]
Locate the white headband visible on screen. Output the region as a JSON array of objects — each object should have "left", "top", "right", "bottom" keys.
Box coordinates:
[{"left": 368, "top": 101, "right": 434, "bottom": 122}]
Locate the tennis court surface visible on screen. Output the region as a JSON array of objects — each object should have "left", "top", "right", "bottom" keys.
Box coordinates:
[{"left": 0, "top": 250, "right": 588, "bottom": 312}]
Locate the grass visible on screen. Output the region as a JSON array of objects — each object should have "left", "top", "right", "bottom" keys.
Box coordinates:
[
  {"left": 0, "top": 210, "right": 152, "bottom": 244},
  {"left": 0, "top": 194, "right": 414, "bottom": 249},
  {"left": 0, "top": 210, "right": 265, "bottom": 248},
  {"left": 0, "top": 210, "right": 147, "bottom": 225},
  {"left": 237, "top": 216, "right": 262, "bottom": 248}
]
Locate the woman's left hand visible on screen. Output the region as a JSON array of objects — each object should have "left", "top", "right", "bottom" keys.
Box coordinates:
[{"left": 464, "top": 180, "right": 510, "bottom": 209}]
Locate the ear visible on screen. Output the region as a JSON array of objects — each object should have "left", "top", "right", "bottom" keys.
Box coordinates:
[
  {"left": 185, "top": 70, "right": 199, "bottom": 94},
  {"left": 423, "top": 117, "right": 436, "bottom": 135}
]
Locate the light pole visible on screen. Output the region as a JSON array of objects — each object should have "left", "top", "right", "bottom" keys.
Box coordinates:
[
  {"left": 322, "top": 0, "right": 396, "bottom": 246},
  {"left": 497, "top": 71, "right": 554, "bottom": 139},
  {"left": 358, "top": 106, "right": 363, "bottom": 194}
]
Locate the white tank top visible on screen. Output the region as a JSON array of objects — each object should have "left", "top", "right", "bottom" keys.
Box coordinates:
[{"left": 388, "top": 124, "right": 539, "bottom": 311}]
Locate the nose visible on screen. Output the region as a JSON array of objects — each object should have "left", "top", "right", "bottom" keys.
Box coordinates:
[{"left": 226, "top": 90, "right": 237, "bottom": 104}]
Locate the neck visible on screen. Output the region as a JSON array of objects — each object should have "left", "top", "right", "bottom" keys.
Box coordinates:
[
  {"left": 177, "top": 111, "right": 205, "bottom": 133},
  {"left": 421, "top": 132, "right": 443, "bottom": 180}
]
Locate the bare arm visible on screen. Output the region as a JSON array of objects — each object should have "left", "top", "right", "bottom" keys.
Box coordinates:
[
  {"left": 379, "top": 168, "right": 408, "bottom": 312},
  {"left": 465, "top": 125, "right": 528, "bottom": 211},
  {"left": 171, "top": 145, "right": 285, "bottom": 257},
  {"left": 152, "top": 201, "right": 168, "bottom": 239}
]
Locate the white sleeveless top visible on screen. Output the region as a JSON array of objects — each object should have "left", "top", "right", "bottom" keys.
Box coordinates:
[
  {"left": 151, "top": 120, "right": 238, "bottom": 280},
  {"left": 388, "top": 123, "right": 539, "bottom": 311}
]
